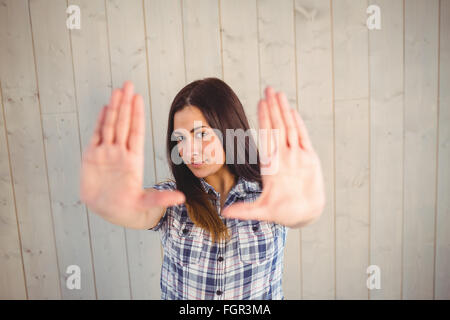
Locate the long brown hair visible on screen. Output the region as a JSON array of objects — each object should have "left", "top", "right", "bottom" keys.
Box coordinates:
[{"left": 166, "top": 77, "right": 262, "bottom": 243}]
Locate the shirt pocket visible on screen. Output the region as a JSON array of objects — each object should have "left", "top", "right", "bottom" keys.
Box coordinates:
[
  {"left": 167, "top": 219, "right": 204, "bottom": 267},
  {"left": 237, "top": 220, "right": 276, "bottom": 265}
]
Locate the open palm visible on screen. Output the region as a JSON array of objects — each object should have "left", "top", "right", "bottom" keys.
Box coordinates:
[
  {"left": 221, "top": 87, "right": 326, "bottom": 228},
  {"left": 80, "top": 81, "right": 185, "bottom": 226}
]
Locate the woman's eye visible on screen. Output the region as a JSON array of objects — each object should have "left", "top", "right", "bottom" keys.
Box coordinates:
[{"left": 196, "top": 131, "right": 208, "bottom": 139}]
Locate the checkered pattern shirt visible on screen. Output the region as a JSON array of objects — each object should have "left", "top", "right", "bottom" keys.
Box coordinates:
[{"left": 146, "top": 175, "right": 288, "bottom": 300}]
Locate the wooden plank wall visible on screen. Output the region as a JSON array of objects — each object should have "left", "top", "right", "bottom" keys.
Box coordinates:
[{"left": 0, "top": 0, "right": 448, "bottom": 300}]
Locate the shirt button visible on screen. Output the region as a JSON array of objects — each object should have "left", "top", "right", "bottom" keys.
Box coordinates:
[
  {"left": 216, "top": 290, "right": 223, "bottom": 295},
  {"left": 252, "top": 225, "right": 259, "bottom": 232},
  {"left": 182, "top": 228, "right": 189, "bottom": 235},
  {"left": 218, "top": 256, "right": 223, "bottom": 262}
]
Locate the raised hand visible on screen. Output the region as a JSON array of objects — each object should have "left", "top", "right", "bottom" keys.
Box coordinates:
[
  {"left": 79, "top": 81, "right": 185, "bottom": 229},
  {"left": 221, "top": 87, "right": 326, "bottom": 228}
]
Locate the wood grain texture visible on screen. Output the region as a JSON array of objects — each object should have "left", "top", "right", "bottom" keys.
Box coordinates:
[
  {"left": 368, "top": 0, "right": 403, "bottom": 299},
  {"left": 332, "top": 0, "right": 370, "bottom": 299},
  {"left": 29, "top": 0, "right": 97, "bottom": 299},
  {"left": 220, "top": 0, "right": 261, "bottom": 132},
  {"left": 403, "top": 0, "right": 439, "bottom": 299},
  {"left": 183, "top": 0, "right": 222, "bottom": 81},
  {"left": 0, "top": 0, "right": 61, "bottom": 299},
  {"left": 0, "top": 74, "right": 27, "bottom": 300},
  {"left": 294, "top": 0, "right": 335, "bottom": 299},
  {"left": 435, "top": 0, "right": 450, "bottom": 300}
]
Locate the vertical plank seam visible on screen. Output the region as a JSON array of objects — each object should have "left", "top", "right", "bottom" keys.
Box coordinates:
[
  {"left": 142, "top": 0, "right": 157, "bottom": 186},
  {"left": 329, "top": 0, "right": 337, "bottom": 300},
  {"left": 433, "top": 0, "right": 442, "bottom": 301},
  {"left": 0, "top": 80, "right": 29, "bottom": 300},
  {"left": 180, "top": 0, "right": 188, "bottom": 83},
  {"left": 103, "top": 0, "right": 133, "bottom": 300},
  {"left": 141, "top": 0, "right": 163, "bottom": 265},
  {"left": 401, "top": 0, "right": 405, "bottom": 300},
  {"left": 218, "top": 0, "right": 224, "bottom": 80},
  {"left": 66, "top": 0, "right": 99, "bottom": 299},
  {"left": 179, "top": 0, "right": 188, "bottom": 276},
  {"left": 367, "top": 0, "right": 371, "bottom": 301},
  {"left": 27, "top": 0, "right": 62, "bottom": 299},
  {"left": 292, "top": 0, "right": 302, "bottom": 300},
  {"left": 292, "top": 0, "right": 300, "bottom": 114},
  {"left": 256, "top": 0, "right": 262, "bottom": 100}
]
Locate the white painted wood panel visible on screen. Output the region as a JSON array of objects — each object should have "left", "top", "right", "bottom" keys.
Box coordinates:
[
  {"left": 219, "top": 0, "right": 260, "bottom": 133},
  {"left": 0, "top": 0, "right": 61, "bottom": 299},
  {"left": 294, "top": 0, "right": 335, "bottom": 299},
  {"left": 0, "top": 77, "right": 27, "bottom": 300},
  {"left": 435, "top": 0, "right": 450, "bottom": 300},
  {"left": 403, "top": 0, "right": 439, "bottom": 299},
  {"left": 368, "top": 0, "right": 404, "bottom": 299},
  {"left": 183, "top": 0, "right": 222, "bottom": 81},
  {"left": 29, "top": 0, "right": 97, "bottom": 299},
  {"left": 332, "top": 0, "right": 370, "bottom": 299}
]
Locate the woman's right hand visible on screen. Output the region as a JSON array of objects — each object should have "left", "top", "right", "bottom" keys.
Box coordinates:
[{"left": 79, "top": 81, "right": 185, "bottom": 228}]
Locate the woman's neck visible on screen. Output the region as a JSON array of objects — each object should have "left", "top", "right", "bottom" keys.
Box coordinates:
[{"left": 204, "top": 166, "right": 237, "bottom": 198}]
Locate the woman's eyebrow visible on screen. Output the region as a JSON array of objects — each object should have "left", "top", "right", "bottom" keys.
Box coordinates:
[{"left": 173, "top": 125, "right": 208, "bottom": 135}]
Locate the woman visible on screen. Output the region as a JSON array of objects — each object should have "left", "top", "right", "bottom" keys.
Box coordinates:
[{"left": 80, "top": 77, "right": 325, "bottom": 300}]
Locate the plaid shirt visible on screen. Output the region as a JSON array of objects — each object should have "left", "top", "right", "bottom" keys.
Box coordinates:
[{"left": 147, "top": 175, "right": 288, "bottom": 300}]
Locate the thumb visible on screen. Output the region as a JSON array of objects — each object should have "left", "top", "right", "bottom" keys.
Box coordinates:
[
  {"left": 140, "top": 189, "right": 186, "bottom": 208},
  {"left": 221, "top": 202, "right": 267, "bottom": 222}
]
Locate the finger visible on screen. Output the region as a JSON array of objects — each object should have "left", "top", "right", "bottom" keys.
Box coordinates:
[
  {"left": 291, "top": 108, "right": 313, "bottom": 151},
  {"left": 89, "top": 105, "right": 107, "bottom": 147},
  {"left": 221, "top": 201, "right": 268, "bottom": 222},
  {"left": 265, "top": 86, "right": 287, "bottom": 149},
  {"left": 257, "top": 100, "right": 273, "bottom": 166},
  {"left": 115, "top": 81, "right": 134, "bottom": 146},
  {"left": 258, "top": 99, "right": 272, "bottom": 132},
  {"left": 102, "top": 88, "right": 122, "bottom": 144},
  {"left": 276, "top": 92, "right": 299, "bottom": 148},
  {"left": 141, "top": 190, "right": 186, "bottom": 208},
  {"left": 128, "top": 94, "right": 145, "bottom": 154}
]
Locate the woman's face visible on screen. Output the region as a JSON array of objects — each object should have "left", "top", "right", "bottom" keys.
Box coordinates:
[{"left": 173, "top": 105, "right": 225, "bottom": 178}]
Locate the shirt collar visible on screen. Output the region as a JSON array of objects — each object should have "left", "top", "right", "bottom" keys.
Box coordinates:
[{"left": 198, "top": 175, "right": 262, "bottom": 197}]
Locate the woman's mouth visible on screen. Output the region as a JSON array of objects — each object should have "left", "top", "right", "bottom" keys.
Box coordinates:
[
  {"left": 190, "top": 159, "right": 207, "bottom": 167},
  {"left": 191, "top": 162, "right": 204, "bottom": 168}
]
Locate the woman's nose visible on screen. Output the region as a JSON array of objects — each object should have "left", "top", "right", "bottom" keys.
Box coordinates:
[{"left": 181, "top": 141, "right": 202, "bottom": 160}]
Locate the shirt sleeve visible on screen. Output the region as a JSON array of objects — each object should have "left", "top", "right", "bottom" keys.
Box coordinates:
[{"left": 144, "top": 180, "right": 176, "bottom": 232}]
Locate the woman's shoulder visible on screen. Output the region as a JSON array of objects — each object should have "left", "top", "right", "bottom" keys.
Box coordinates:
[{"left": 146, "top": 179, "right": 177, "bottom": 191}]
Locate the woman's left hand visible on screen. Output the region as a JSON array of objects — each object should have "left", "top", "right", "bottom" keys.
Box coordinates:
[{"left": 221, "top": 86, "right": 326, "bottom": 228}]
